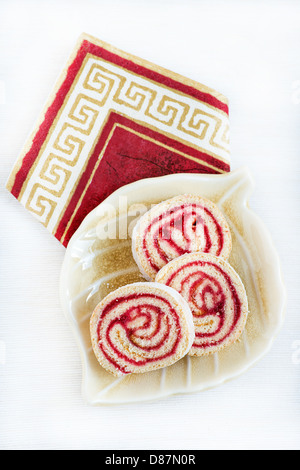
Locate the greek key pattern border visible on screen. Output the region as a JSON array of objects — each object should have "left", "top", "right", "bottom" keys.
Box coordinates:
[{"left": 19, "top": 53, "right": 230, "bottom": 232}]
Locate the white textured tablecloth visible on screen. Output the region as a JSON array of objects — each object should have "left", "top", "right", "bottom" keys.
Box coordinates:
[{"left": 1, "top": 0, "right": 299, "bottom": 450}]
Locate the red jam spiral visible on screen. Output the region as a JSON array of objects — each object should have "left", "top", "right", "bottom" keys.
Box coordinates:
[
  {"left": 90, "top": 282, "right": 194, "bottom": 376},
  {"left": 132, "top": 195, "right": 231, "bottom": 281},
  {"left": 156, "top": 253, "right": 248, "bottom": 356}
]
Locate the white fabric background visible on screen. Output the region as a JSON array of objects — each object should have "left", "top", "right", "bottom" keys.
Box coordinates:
[{"left": 0, "top": 0, "right": 299, "bottom": 450}]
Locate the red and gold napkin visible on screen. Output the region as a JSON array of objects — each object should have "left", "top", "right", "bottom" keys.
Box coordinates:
[{"left": 6, "top": 33, "right": 230, "bottom": 246}]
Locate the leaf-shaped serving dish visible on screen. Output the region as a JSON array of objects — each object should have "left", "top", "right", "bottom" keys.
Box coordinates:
[{"left": 60, "top": 167, "right": 286, "bottom": 404}]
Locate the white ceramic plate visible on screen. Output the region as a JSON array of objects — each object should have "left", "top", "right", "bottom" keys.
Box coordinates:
[{"left": 60, "top": 167, "right": 286, "bottom": 404}]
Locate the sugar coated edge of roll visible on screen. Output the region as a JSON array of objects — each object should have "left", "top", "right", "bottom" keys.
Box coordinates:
[
  {"left": 131, "top": 194, "right": 232, "bottom": 282},
  {"left": 155, "top": 252, "right": 248, "bottom": 357},
  {"left": 90, "top": 282, "right": 195, "bottom": 377}
]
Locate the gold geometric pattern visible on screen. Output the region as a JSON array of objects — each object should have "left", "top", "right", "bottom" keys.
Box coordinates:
[{"left": 17, "top": 44, "right": 230, "bottom": 235}]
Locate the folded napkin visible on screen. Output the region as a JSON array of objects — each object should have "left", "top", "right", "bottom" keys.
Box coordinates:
[{"left": 6, "top": 33, "right": 230, "bottom": 246}]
